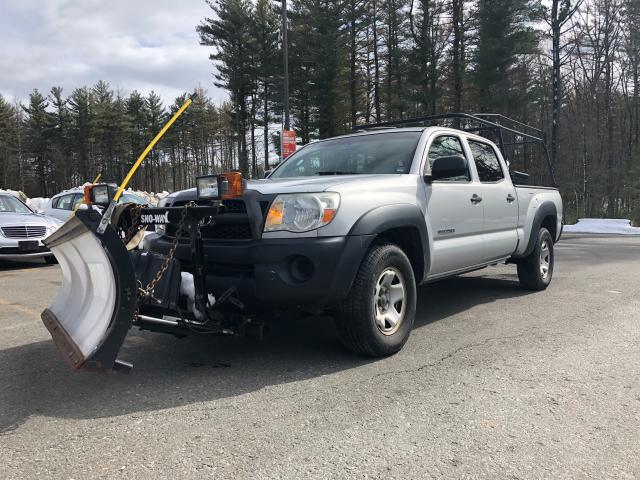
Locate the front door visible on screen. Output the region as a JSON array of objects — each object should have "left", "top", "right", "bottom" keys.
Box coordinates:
[
  {"left": 422, "top": 134, "right": 485, "bottom": 277},
  {"left": 466, "top": 139, "right": 519, "bottom": 262}
]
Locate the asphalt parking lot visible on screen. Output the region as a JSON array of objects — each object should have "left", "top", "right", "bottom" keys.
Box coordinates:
[{"left": 1, "top": 234, "right": 639, "bottom": 479}]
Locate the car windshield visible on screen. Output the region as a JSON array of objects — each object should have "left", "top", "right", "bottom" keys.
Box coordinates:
[
  {"left": 270, "top": 131, "right": 422, "bottom": 178},
  {"left": 0, "top": 195, "right": 32, "bottom": 214}
]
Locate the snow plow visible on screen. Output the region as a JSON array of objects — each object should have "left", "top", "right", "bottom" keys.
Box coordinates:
[
  {"left": 41, "top": 206, "right": 137, "bottom": 371},
  {"left": 40, "top": 95, "right": 256, "bottom": 372},
  {"left": 41, "top": 173, "right": 255, "bottom": 372}
]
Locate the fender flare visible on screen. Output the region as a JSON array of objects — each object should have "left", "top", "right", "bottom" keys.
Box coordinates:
[
  {"left": 348, "top": 204, "right": 430, "bottom": 280},
  {"left": 518, "top": 201, "right": 557, "bottom": 258}
]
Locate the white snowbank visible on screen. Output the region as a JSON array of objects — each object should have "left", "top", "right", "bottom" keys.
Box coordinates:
[
  {"left": 27, "top": 197, "right": 50, "bottom": 212},
  {"left": 564, "top": 218, "right": 640, "bottom": 235},
  {"left": 180, "top": 272, "right": 216, "bottom": 320},
  {"left": 1, "top": 187, "right": 166, "bottom": 209},
  {"left": 0, "top": 189, "right": 26, "bottom": 201}
]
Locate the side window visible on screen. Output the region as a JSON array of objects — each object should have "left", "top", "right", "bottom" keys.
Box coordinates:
[
  {"left": 468, "top": 140, "right": 504, "bottom": 182},
  {"left": 54, "top": 194, "right": 75, "bottom": 210},
  {"left": 72, "top": 194, "right": 85, "bottom": 209},
  {"left": 426, "top": 135, "right": 470, "bottom": 182}
]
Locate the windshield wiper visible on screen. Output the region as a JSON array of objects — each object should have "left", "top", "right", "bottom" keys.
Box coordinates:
[{"left": 315, "top": 171, "right": 358, "bottom": 176}]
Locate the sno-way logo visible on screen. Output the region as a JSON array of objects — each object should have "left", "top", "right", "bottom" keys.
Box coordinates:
[{"left": 140, "top": 212, "right": 170, "bottom": 224}]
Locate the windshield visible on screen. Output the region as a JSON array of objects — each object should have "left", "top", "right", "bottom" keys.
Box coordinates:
[
  {"left": 0, "top": 195, "right": 32, "bottom": 214},
  {"left": 270, "top": 131, "right": 422, "bottom": 178}
]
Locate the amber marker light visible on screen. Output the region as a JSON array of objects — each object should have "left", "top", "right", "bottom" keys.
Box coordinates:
[
  {"left": 219, "top": 172, "right": 244, "bottom": 199},
  {"left": 265, "top": 200, "right": 285, "bottom": 229}
]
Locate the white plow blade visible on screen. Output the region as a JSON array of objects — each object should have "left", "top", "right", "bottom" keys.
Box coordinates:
[{"left": 41, "top": 210, "right": 136, "bottom": 371}]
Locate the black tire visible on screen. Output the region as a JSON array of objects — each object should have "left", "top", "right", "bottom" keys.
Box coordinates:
[
  {"left": 335, "top": 243, "right": 417, "bottom": 357},
  {"left": 44, "top": 255, "right": 58, "bottom": 265},
  {"left": 517, "top": 228, "right": 554, "bottom": 291}
]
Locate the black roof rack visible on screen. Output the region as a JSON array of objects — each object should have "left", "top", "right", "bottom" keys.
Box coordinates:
[{"left": 354, "top": 113, "right": 556, "bottom": 187}]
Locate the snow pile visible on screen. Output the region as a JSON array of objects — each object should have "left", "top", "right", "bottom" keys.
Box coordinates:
[
  {"left": 180, "top": 272, "right": 216, "bottom": 320},
  {"left": 27, "top": 197, "right": 50, "bottom": 212},
  {"left": 564, "top": 218, "right": 640, "bottom": 235},
  {"left": 0, "top": 189, "right": 27, "bottom": 202},
  {"left": 1, "top": 186, "right": 168, "bottom": 208}
]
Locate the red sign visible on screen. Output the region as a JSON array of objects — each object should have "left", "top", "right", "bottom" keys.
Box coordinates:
[{"left": 282, "top": 130, "right": 296, "bottom": 158}]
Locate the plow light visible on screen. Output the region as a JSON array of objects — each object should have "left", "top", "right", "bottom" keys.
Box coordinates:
[
  {"left": 196, "top": 172, "right": 244, "bottom": 201},
  {"left": 84, "top": 183, "right": 118, "bottom": 207}
]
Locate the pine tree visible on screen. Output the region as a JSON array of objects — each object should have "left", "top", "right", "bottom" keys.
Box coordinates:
[
  {"left": 67, "top": 87, "right": 94, "bottom": 184},
  {"left": 198, "top": 0, "right": 256, "bottom": 177},
  {"left": 473, "top": 0, "right": 541, "bottom": 113},
  {"left": 23, "top": 90, "right": 54, "bottom": 196},
  {"left": 252, "top": 0, "right": 280, "bottom": 169}
]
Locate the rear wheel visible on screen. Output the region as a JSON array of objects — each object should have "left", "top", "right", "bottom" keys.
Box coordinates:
[
  {"left": 336, "top": 244, "right": 416, "bottom": 357},
  {"left": 517, "top": 228, "right": 554, "bottom": 290}
]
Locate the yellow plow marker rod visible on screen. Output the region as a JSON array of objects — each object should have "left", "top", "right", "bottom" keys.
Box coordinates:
[
  {"left": 114, "top": 96, "right": 194, "bottom": 202},
  {"left": 92, "top": 172, "right": 102, "bottom": 184}
]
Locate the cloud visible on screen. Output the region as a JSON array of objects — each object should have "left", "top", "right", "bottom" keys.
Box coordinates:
[{"left": 0, "top": 0, "right": 227, "bottom": 105}]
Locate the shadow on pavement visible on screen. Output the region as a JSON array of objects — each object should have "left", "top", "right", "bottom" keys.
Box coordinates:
[
  {"left": 0, "top": 271, "right": 531, "bottom": 433},
  {"left": 0, "top": 258, "right": 54, "bottom": 272}
]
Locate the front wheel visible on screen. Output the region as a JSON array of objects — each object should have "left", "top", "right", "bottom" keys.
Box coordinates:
[
  {"left": 335, "top": 244, "right": 416, "bottom": 357},
  {"left": 517, "top": 227, "right": 554, "bottom": 290}
]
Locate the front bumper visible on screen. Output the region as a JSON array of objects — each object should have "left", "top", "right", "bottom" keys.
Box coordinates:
[
  {"left": 0, "top": 239, "right": 52, "bottom": 260},
  {"left": 145, "top": 233, "right": 375, "bottom": 308}
]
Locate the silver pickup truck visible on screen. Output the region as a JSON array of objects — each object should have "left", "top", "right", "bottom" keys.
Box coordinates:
[{"left": 145, "top": 118, "right": 562, "bottom": 358}]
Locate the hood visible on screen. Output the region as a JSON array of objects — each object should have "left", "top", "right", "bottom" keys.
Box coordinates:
[
  {"left": 0, "top": 212, "right": 60, "bottom": 228},
  {"left": 247, "top": 174, "right": 399, "bottom": 194}
]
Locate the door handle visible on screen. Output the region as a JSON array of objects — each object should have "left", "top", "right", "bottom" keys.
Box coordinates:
[
  {"left": 470, "top": 194, "right": 483, "bottom": 204},
  {"left": 506, "top": 194, "right": 516, "bottom": 203}
]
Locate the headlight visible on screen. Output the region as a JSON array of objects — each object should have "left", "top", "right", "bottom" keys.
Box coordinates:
[{"left": 264, "top": 193, "right": 340, "bottom": 233}]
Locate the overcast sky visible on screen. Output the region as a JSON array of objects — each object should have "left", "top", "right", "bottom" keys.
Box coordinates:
[{"left": 0, "top": 0, "right": 227, "bottom": 105}]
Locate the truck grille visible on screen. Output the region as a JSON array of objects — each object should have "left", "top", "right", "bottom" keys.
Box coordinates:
[
  {"left": 167, "top": 199, "right": 254, "bottom": 240},
  {"left": 1, "top": 225, "right": 47, "bottom": 238}
]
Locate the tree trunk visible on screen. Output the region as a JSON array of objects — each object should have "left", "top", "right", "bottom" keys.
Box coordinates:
[
  {"left": 452, "top": 0, "right": 463, "bottom": 114},
  {"left": 551, "top": 0, "right": 561, "bottom": 177},
  {"left": 372, "top": 0, "right": 381, "bottom": 122}
]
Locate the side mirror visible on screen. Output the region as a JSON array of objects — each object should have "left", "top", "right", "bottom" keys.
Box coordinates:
[
  {"left": 425, "top": 155, "right": 468, "bottom": 183},
  {"left": 264, "top": 169, "right": 272, "bottom": 179}
]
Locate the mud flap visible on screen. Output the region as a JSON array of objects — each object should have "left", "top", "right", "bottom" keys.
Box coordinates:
[{"left": 41, "top": 209, "right": 137, "bottom": 371}]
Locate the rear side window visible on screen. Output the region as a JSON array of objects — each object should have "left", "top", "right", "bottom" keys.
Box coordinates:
[
  {"left": 468, "top": 140, "right": 504, "bottom": 182},
  {"left": 54, "top": 194, "right": 75, "bottom": 210},
  {"left": 72, "top": 194, "right": 85, "bottom": 209},
  {"left": 426, "top": 135, "right": 470, "bottom": 182}
]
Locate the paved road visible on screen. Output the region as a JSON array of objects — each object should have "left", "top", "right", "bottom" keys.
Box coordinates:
[{"left": 1, "top": 235, "right": 639, "bottom": 479}]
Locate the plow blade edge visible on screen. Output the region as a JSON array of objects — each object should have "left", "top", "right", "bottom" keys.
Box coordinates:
[{"left": 41, "top": 209, "right": 136, "bottom": 371}]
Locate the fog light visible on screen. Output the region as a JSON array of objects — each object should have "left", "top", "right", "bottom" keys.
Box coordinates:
[{"left": 290, "top": 256, "right": 314, "bottom": 283}]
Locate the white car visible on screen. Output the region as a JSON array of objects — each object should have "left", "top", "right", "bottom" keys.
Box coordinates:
[
  {"left": 44, "top": 189, "right": 153, "bottom": 222},
  {"left": 0, "top": 193, "right": 62, "bottom": 263}
]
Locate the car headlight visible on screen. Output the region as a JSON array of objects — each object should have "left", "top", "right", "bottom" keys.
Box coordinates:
[{"left": 264, "top": 192, "right": 340, "bottom": 233}]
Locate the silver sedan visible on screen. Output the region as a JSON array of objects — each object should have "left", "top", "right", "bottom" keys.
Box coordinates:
[{"left": 0, "top": 194, "right": 62, "bottom": 263}]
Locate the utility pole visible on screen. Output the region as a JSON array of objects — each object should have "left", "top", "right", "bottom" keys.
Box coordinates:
[{"left": 282, "top": 0, "right": 290, "bottom": 131}]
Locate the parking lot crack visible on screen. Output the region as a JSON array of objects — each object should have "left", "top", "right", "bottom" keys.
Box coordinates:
[{"left": 363, "top": 330, "right": 539, "bottom": 383}]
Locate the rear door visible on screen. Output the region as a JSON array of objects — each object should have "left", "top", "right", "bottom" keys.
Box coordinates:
[
  {"left": 48, "top": 194, "right": 76, "bottom": 221},
  {"left": 466, "top": 139, "right": 518, "bottom": 262},
  {"left": 422, "top": 133, "right": 485, "bottom": 276}
]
